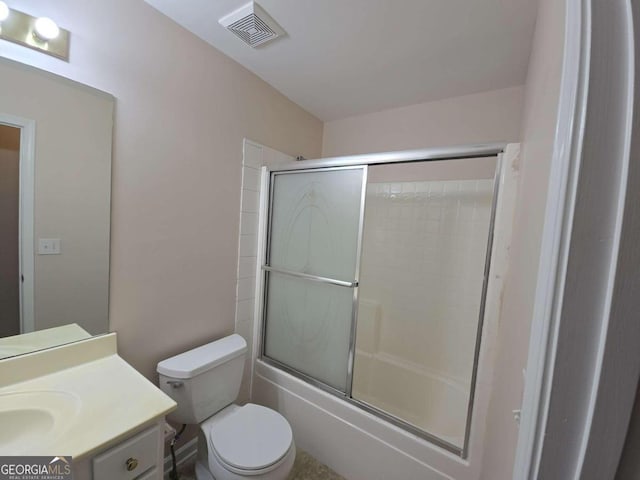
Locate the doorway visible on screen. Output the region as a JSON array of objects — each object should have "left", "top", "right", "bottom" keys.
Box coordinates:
[
  {"left": 0, "top": 115, "right": 35, "bottom": 337},
  {"left": 0, "top": 124, "right": 21, "bottom": 337}
]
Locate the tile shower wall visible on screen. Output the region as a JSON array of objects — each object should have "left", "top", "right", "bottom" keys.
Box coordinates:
[
  {"left": 353, "top": 178, "right": 494, "bottom": 441},
  {"left": 236, "top": 139, "right": 292, "bottom": 402}
]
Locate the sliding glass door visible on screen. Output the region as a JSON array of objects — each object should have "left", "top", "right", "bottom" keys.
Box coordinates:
[
  {"left": 351, "top": 158, "right": 497, "bottom": 451},
  {"left": 260, "top": 156, "right": 499, "bottom": 456},
  {"left": 262, "top": 166, "right": 366, "bottom": 392}
]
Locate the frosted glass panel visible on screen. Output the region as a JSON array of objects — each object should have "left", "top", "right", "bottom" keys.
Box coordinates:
[
  {"left": 269, "top": 168, "right": 364, "bottom": 282},
  {"left": 264, "top": 167, "right": 365, "bottom": 392},
  {"left": 264, "top": 272, "right": 355, "bottom": 391}
]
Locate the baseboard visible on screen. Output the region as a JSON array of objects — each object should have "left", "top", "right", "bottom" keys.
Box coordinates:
[{"left": 163, "top": 437, "right": 198, "bottom": 479}]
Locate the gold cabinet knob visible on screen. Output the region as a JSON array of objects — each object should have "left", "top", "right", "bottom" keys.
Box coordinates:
[{"left": 125, "top": 457, "right": 139, "bottom": 472}]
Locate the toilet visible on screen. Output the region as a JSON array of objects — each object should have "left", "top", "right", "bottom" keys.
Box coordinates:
[{"left": 157, "top": 334, "right": 296, "bottom": 480}]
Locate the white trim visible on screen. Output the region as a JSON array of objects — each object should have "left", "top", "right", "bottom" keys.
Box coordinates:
[
  {"left": 251, "top": 165, "right": 270, "bottom": 400},
  {"left": 163, "top": 437, "right": 198, "bottom": 479},
  {"left": 572, "top": 1, "right": 635, "bottom": 477},
  {"left": 515, "top": 1, "right": 637, "bottom": 478},
  {"left": 0, "top": 114, "right": 36, "bottom": 335},
  {"left": 513, "top": 0, "right": 589, "bottom": 475}
]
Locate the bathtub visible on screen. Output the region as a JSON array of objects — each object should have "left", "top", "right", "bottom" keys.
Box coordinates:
[
  {"left": 352, "top": 350, "right": 469, "bottom": 448},
  {"left": 253, "top": 358, "right": 480, "bottom": 480}
]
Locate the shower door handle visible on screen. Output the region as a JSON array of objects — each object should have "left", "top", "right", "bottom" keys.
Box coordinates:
[{"left": 262, "top": 265, "right": 358, "bottom": 288}]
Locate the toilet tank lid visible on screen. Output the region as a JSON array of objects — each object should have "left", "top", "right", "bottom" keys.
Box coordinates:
[{"left": 157, "top": 334, "right": 247, "bottom": 379}]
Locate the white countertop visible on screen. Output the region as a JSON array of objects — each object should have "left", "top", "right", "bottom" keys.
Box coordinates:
[{"left": 0, "top": 333, "right": 176, "bottom": 459}]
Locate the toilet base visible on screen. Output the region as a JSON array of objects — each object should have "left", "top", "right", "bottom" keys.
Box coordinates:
[
  {"left": 195, "top": 445, "right": 296, "bottom": 480},
  {"left": 194, "top": 405, "right": 295, "bottom": 480},
  {"left": 195, "top": 461, "right": 215, "bottom": 480}
]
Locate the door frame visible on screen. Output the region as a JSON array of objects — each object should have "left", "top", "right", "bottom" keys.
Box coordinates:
[
  {"left": 0, "top": 114, "right": 36, "bottom": 334},
  {"left": 514, "top": 1, "right": 637, "bottom": 478}
]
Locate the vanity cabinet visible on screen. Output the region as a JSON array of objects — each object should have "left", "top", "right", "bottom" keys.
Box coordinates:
[
  {"left": 0, "top": 335, "right": 176, "bottom": 478},
  {"left": 72, "top": 419, "right": 165, "bottom": 480}
]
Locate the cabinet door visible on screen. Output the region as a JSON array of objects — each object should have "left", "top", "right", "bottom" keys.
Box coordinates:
[{"left": 92, "top": 425, "right": 160, "bottom": 480}]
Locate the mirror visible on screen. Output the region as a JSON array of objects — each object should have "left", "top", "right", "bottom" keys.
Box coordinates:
[{"left": 0, "top": 58, "right": 113, "bottom": 359}]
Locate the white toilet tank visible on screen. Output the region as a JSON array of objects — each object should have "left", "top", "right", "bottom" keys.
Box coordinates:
[{"left": 157, "top": 334, "right": 247, "bottom": 424}]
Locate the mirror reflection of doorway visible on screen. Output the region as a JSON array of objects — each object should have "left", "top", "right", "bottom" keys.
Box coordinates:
[{"left": 0, "top": 124, "right": 21, "bottom": 337}]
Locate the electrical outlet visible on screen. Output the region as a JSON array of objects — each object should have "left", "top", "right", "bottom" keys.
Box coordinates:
[
  {"left": 513, "top": 409, "right": 522, "bottom": 425},
  {"left": 38, "top": 238, "right": 61, "bottom": 255}
]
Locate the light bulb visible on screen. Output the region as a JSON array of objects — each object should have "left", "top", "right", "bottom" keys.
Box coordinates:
[
  {"left": 0, "top": 2, "right": 9, "bottom": 22},
  {"left": 34, "top": 17, "right": 59, "bottom": 41}
]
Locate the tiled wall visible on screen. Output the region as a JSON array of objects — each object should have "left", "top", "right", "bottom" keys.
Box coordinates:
[
  {"left": 352, "top": 178, "right": 494, "bottom": 442},
  {"left": 235, "top": 139, "right": 292, "bottom": 402}
]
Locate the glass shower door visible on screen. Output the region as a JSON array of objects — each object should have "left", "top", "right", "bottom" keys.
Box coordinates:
[
  {"left": 262, "top": 167, "right": 366, "bottom": 392},
  {"left": 351, "top": 158, "right": 497, "bottom": 451},
  {"left": 260, "top": 153, "right": 501, "bottom": 457}
]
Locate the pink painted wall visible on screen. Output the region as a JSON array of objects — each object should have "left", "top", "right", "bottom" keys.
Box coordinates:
[
  {"left": 480, "top": 0, "right": 567, "bottom": 478},
  {"left": 321, "top": 86, "right": 524, "bottom": 157},
  {"left": 0, "top": 1, "right": 323, "bottom": 382}
]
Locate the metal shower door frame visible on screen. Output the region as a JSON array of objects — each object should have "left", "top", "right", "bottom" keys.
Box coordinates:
[
  {"left": 257, "top": 143, "right": 506, "bottom": 458},
  {"left": 260, "top": 164, "right": 367, "bottom": 397}
]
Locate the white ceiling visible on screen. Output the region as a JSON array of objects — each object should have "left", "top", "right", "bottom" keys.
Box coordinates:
[{"left": 145, "top": 0, "right": 538, "bottom": 121}]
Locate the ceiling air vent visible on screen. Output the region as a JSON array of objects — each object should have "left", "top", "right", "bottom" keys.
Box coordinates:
[{"left": 219, "top": 2, "right": 285, "bottom": 48}]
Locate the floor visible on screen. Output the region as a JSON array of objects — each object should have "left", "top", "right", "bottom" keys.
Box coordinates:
[
  {"left": 287, "top": 450, "right": 345, "bottom": 480},
  {"left": 177, "top": 450, "right": 345, "bottom": 480}
]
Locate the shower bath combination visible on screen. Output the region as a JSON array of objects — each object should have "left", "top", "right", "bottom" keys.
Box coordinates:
[{"left": 252, "top": 143, "right": 519, "bottom": 460}]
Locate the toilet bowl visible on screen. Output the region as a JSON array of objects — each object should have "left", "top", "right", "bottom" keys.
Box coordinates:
[
  {"left": 195, "top": 404, "right": 295, "bottom": 480},
  {"left": 157, "top": 334, "right": 295, "bottom": 480}
]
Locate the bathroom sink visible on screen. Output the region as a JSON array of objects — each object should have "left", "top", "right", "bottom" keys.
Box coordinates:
[{"left": 0, "top": 391, "right": 81, "bottom": 454}]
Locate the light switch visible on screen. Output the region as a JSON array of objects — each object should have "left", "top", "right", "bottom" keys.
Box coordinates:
[{"left": 38, "top": 238, "right": 61, "bottom": 255}]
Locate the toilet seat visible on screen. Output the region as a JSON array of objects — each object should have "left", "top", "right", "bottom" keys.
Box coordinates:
[{"left": 203, "top": 403, "right": 293, "bottom": 475}]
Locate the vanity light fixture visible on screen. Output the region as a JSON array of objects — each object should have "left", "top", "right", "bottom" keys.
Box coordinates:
[
  {"left": 33, "top": 17, "right": 60, "bottom": 41},
  {"left": 0, "top": 2, "right": 9, "bottom": 22},
  {"left": 0, "top": 5, "right": 69, "bottom": 61}
]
